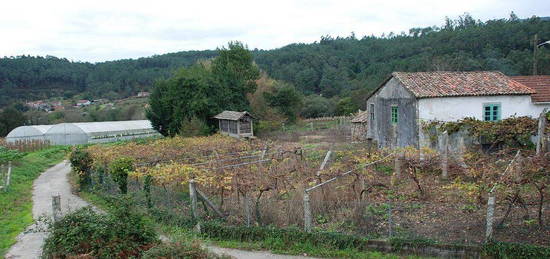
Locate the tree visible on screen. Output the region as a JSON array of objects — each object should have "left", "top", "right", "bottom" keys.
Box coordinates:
[
  {"left": 263, "top": 82, "right": 303, "bottom": 122},
  {"left": 300, "top": 95, "right": 335, "bottom": 118},
  {"left": 146, "top": 65, "right": 215, "bottom": 136},
  {"left": 147, "top": 42, "right": 260, "bottom": 137},
  {"left": 335, "top": 97, "right": 359, "bottom": 116},
  {"left": 211, "top": 41, "right": 260, "bottom": 111},
  {"left": 0, "top": 107, "right": 26, "bottom": 136}
]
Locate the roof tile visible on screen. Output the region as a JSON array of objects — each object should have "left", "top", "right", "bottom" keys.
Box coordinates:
[
  {"left": 393, "top": 71, "right": 535, "bottom": 98},
  {"left": 511, "top": 75, "right": 550, "bottom": 103}
]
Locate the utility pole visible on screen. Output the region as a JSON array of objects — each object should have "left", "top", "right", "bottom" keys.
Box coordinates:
[{"left": 533, "top": 34, "right": 538, "bottom": 75}]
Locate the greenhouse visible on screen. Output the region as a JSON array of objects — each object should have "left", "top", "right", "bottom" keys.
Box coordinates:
[
  {"left": 6, "top": 125, "right": 53, "bottom": 143},
  {"left": 5, "top": 120, "right": 160, "bottom": 145}
]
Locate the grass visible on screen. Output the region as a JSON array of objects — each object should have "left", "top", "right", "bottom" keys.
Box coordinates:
[
  {"left": 162, "top": 225, "right": 430, "bottom": 259},
  {"left": 0, "top": 146, "right": 68, "bottom": 258}
]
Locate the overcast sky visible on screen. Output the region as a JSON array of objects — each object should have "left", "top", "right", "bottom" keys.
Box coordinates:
[{"left": 1, "top": 0, "right": 548, "bottom": 63}]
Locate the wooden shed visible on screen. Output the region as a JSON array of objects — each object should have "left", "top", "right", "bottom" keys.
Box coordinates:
[
  {"left": 213, "top": 111, "right": 254, "bottom": 138},
  {"left": 351, "top": 110, "right": 369, "bottom": 141}
]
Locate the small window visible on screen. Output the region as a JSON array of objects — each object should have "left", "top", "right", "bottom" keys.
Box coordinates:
[
  {"left": 483, "top": 103, "right": 501, "bottom": 121},
  {"left": 391, "top": 105, "right": 398, "bottom": 124},
  {"left": 369, "top": 104, "right": 375, "bottom": 124}
]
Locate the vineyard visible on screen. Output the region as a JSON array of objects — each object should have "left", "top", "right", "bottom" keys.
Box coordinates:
[{"left": 78, "top": 134, "right": 550, "bottom": 249}]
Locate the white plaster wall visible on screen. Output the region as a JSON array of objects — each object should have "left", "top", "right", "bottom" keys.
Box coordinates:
[{"left": 418, "top": 95, "right": 550, "bottom": 122}]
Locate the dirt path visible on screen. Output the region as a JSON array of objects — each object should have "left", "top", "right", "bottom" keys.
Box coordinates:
[
  {"left": 208, "top": 246, "right": 319, "bottom": 259},
  {"left": 5, "top": 161, "right": 89, "bottom": 259}
]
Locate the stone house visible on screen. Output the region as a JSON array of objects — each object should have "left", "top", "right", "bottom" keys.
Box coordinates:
[
  {"left": 213, "top": 111, "right": 254, "bottom": 138},
  {"left": 351, "top": 110, "right": 369, "bottom": 141},
  {"left": 366, "top": 71, "right": 550, "bottom": 148}
]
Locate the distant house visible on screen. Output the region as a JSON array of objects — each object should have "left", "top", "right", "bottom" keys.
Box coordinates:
[
  {"left": 366, "top": 71, "right": 550, "bottom": 148},
  {"left": 76, "top": 100, "right": 91, "bottom": 107},
  {"left": 213, "top": 111, "right": 254, "bottom": 138},
  {"left": 137, "top": 91, "right": 150, "bottom": 98},
  {"left": 351, "top": 110, "right": 369, "bottom": 141}
]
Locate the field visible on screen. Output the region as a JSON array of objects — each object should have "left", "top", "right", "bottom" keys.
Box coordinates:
[{"left": 78, "top": 131, "right": 550, "bottom": 252}]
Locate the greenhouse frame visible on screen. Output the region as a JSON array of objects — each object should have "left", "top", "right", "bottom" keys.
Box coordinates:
[
  {"left": 6, "top": 120, "right": 160, "bottom": 145},
  {"left": 5, "top": 125, "right": 53, "bottom": 143}
]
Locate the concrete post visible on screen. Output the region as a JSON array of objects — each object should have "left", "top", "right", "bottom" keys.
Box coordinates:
[
  {"left": 485, "top": 195, "right": 496, "bottom": 242},
  {"left": 536, "top": 108, "right": 548, "bottom": 155},
  {"left": 303, "top": 192, "right": 312, "bottom": 232},
  {"left": 5, "top": 161, "right": 12, "bottom": 191},
  {"left": 441, "top": 131, "right": 449, "bottom": 180},
  {"left": 391, "top": 152, "right": 402, "bottom": 187},
  {"left": 52, "top": 195, "right": 62, "bottom": 222},
  {"left": 244, "top": 195, "right": 251, "bottom": 227}
]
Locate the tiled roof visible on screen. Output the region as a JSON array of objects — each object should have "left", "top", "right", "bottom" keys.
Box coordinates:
[
  {"left": 392, "top": 71, "right": 535, "bottom": 98},
  {"left": 213, "top": 111, "right": 252, "bottom": 120},
  {"left": 511, "top": 75, "right": 550, "bottom": 103},
  {"left": 351, "top": 110, "right": 369, "bottom": 123}
]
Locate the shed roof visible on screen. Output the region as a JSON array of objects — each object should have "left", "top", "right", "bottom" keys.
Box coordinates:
[
  {"left": 389, "top": 71, "right": 534, "bottom": 99},
  {"left": 351, "top": 110, "right": 369, "bottom": 123},
  {"left": 511, "top": 75, "right": 550, "bottom": 103},
  {"left": 213, "top": 111, "right": 253, "bottom": 121}
]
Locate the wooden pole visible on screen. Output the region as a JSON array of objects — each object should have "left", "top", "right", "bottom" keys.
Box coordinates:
[
  {"left": 189, "top": 179, "right": 199, "bottom": 220},
  {"left": 536, "top": 108, "right": 548, "bottom": 155},
  {"left": 303, "top": 192, "right": 312, "bottom": 232},
  {"left": 195, "top": 188, "right": 224, "bottom": 218},
  {"left": 533, "top": 34, "right": 539, "bottom": 75},
  {"left": 52, "top": 195, "right": 62, "bottom": 222}
]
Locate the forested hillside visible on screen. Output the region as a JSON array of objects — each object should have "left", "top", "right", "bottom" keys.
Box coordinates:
[{"left": 1, "top": 14, "right": 549, "bottom": 108}]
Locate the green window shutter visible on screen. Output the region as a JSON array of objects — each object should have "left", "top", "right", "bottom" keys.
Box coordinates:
[
  {"left": 483, "top": 103, "right": 501, "bottom": 121},
  {"left": 391, "top": 106, "right": 398, "bottom": 124}
]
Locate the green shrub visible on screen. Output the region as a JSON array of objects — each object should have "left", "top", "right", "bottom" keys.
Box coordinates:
[
  {"left": 109, "top": 157, "right": 134, "bottom": 194},
  {"left": 0, "top": 147, "right": 23, "bottom": 163},
  {"left": 142, "top": 241, "right": 229, "bottom": 259},
  {"left": 42, "top": 205, "right": 158, "bottom": 258},
  {"left": 69, "top": 147, "right": 93, "bottom": 189},
  {"left": 483, "top": 241, "right": 550, "bottom": 258}
]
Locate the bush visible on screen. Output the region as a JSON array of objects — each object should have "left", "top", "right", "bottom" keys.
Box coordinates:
[
  {"left": 142, "top": 241, "right": 229, "bottom": 259},
  {"left": 0, "top": 146, "right": 23, "bottom": 163},
  {"left": 180, "top": 116, "right": 211, "bottom": 137},
  {"left": 69, "top": 147, "right": 93, "bottom": 189},
  {"left": 42, "top": 205, "right": 158, "bottom": 258},
  {"left": 109, "top": 157, "right": 134, "bottom": 194}
]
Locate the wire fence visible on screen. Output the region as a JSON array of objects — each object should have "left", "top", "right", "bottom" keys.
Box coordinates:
[{"left": 85, "top": 166, "right": 550, "bottom": 247}]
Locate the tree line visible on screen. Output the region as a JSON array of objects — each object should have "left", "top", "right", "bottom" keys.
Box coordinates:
[{"left": 1, "top": 14, "right": 550, "bottom": 136}]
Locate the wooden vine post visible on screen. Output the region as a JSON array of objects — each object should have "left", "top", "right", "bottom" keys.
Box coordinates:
[
  {"left": 189, "top": 179, "right": 199, "bottom": 220},
  {"left": 536, "top": 108, "right": 548, "bottom": 155}
]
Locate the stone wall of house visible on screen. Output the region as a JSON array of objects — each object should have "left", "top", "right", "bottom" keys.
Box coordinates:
[
  {"left": 351, "top": 122, "right": 368, "bottom": 141},
  {"left": 366, "top": 77, "right": 418, "bottom": 148}
]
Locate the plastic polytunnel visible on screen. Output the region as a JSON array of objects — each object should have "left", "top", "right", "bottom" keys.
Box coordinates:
[
  {"left": 6, "top": 125, "right": 53, "bottom": 143},
  {"left": 45, "top": 120, "right": 160, "bottom": 145}
]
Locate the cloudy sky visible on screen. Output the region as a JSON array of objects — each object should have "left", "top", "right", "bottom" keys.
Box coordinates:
[{"left": 1, "top": 0, "right": 548, "bottom": 62}]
